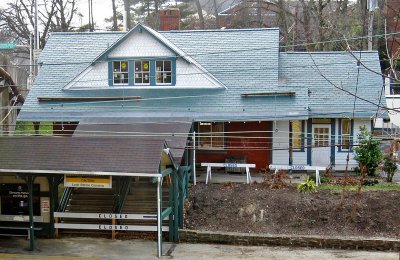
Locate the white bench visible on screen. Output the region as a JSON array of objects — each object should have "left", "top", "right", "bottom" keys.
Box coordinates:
[
  {"left": 201, "top": 163, "right": 256, "bottom": 184},
  {"left": 269, "top": 165, "right": 326, "bottom": 186}
]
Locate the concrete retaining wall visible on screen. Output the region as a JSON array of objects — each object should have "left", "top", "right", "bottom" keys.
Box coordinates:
[{"left": 179, "top": 229, "right": 400, "bottom": 251}]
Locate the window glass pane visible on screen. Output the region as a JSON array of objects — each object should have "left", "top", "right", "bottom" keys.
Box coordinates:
[
  {"left": 291, "top": 120, "right": 302, "bottom": 150},
  {"left": 164, "top": 61, "right": 172, "bottom": 71},
  {"left": 121, "top": 61, "right": 128, "bottom": 72},
  {"left": 212, "top": 122, "right": 224, "bottom": 147},
  {"left": 198, "top": 122, "right": 211, "bottom": 147},
  {"left": 156, "top": 61, "right": 163, "bottom": 71},
  {"left": 135, "top": 61, "right": 141, "bottom": 71},
  {"left": 164, "top": 72, "right": 172, "bottom": 84},
  {"left": 143, "top": 73, "right": 150, "bottom": 83},
  {"left": 341, "top": 119, "right": 351, "bottom": 150},
  {"left": 198, "top": 122, "right": 224, "bottom": 148},
  {"left": 143, "top": 61, "right": 149, "bottom": 71},
  {"left": 113, "top": 61, "right": 120, "bottom": 72}
]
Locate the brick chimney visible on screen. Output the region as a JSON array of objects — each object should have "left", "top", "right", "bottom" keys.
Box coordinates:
[{"left": 159, "top": 8, "right": 180, "bottom": 31}]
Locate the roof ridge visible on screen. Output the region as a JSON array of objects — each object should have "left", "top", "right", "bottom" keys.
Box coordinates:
[{"left": 162, "top": 28, "right": 280, "bottom": 33}]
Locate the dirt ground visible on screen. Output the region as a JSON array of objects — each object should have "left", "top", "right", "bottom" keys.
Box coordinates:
[{"left": 185, "top": 183, "right": 400, "bottom": 239}]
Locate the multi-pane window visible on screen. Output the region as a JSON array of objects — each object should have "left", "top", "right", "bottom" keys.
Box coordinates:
[
  {"left": 313, "top": 127, "right": 330, "bottom": 147},
  {"left": 290, "top": 120, "right": 303, "bottom": 150},
  {"left": 134, "top": 60, "right": 150, "bottom": 84},
  {"left": 197, "top": 122, "right": 224, "bottom": 148},
  {"left": 113, "top": 61, "right": 129, "bottom": 84},
  {"left": 156, "top": 60, "right": 172, "bottom": 84},
  {"left": 341, "top": 119, "right": 351, "bottom": 150}
]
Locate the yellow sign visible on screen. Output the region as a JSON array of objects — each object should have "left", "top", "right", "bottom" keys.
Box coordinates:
[
  {"left": 121, "top": 62, "right": 127, "bottom": 70},
  {"left": 64, "top": 176, "right": 112, "bottom": 189},
  {"left": 143, "top": 63, "right": 149, "bottom": 70}
]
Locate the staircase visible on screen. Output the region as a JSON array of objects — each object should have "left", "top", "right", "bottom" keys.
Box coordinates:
[{"left": 58, "top": 179, "right": 171, "bottom": 237}]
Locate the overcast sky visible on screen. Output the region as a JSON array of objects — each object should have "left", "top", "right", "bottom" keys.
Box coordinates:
[{"left": 0, "top": 0, "right": 114, "bottom": 30}]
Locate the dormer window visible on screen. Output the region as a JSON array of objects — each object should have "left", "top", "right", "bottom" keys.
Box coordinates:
[
  {"left": 113, "top": 61, "right": 129, "bottom": 85},
  {"left": 134, "top": 60, "right": 150, "bottom": 85},
  {"left": 108, "top": 58, "right": 175, "bottom": 87},
  {"left": 156, "top": 60, "right": 172, "bottom": 84}
]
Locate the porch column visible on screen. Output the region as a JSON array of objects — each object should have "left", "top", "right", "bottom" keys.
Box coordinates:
[{"left": 27, "top": 174, "right": 35, "bottom": 251}]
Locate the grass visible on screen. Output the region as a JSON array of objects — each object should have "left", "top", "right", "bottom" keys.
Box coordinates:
[
  {"left": 14, "top": 121, "right": 53, "bottom": 135},
  {"left": 319, "top": 183, "right": 400, "bottom": 191}
]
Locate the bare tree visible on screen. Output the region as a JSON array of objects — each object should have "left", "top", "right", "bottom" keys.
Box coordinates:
[{"left": 0, "top": 0, "right": 78, "bottom": 49}]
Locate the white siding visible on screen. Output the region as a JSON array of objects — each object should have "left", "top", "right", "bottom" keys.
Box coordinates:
[
  {"left": 292, "top": 121, "right": 307, "bottom": 165},
  {"left": 68, "top": 63, "right": 109, "bottom": 89},
  {"left": 109, "top": 31, "right": 173, "bottom": 58},
  {"left": 272, "top": 121, "right": 289, "bottom": 165},
  {"left": 334, "top": 119, "right": 371, "bottom": 170}
]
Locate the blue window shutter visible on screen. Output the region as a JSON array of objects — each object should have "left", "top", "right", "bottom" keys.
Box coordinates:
[
  {"left": 306, "top": 119, "right": 312, "bottom": 165},
  {"left": 172, "top": 59, "right": 176, "bottom": 86},
  {"left": 338, "top": 119, "right": 342, "bottom": 152},
  {"left": 128, "top": 60, "right": 134, "bottom": 86},
  {"left": 150, "top": 60, "right": 156, "bottom": 85},
  {"left": 108, "top": 62, "right": 113, "bottom": 86},
  {"left": 330, "top": 118, "right": 335, "bottom": 165},
  {"left": 350, "top": 119, "right": 354, "bottom": 152}
]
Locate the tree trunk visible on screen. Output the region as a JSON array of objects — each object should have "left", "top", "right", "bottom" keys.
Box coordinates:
[
  {"left": 111, "top": 0, "right": 118, "bottom": 31},
  {"left": 195, "top": 0, "right": 205, "bottom": 29},
  {"left": 213, "top": 0, "right": 220, "bottom": 29}
]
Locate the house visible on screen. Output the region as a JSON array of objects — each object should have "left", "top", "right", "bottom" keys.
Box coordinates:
[
  {"left": 0, "top": 23, "right": 384, "bottom": 254},
  {"left": 18, "top": 23, "right": 384, "bottom": 171},
  {"left": 382, "top": 0, "right": 400, "bottom": 129}
]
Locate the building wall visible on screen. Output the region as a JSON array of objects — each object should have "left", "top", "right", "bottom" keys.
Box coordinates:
[
  {"left": 196, "top": 121, "right": 272, "bottom": 171},
  {"left": 272, "top": 118, "right": 372, "bottom": 171}
]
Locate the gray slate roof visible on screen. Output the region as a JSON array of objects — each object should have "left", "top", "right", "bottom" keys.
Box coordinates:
[{"left": 19, "top": 26, "right": 385, "bottom": 121}]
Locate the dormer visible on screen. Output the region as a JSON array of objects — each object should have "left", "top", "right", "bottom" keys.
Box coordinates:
[{"left": 64, "top": 24, "right": 225, "bottom": 90}]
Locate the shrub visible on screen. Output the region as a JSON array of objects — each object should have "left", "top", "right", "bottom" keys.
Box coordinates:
[
  {"left": 383, "top": 155, "right": 397, "bottom": 182},
  {"left": 309, "top": 173, "right": 330, "bottom": 184},
  {"left": 362, "top": 179, "right": 379, "bottom": 186},
  {"left": 353, "top": 126, "right": 383, "bottom": 177},
  {"left": 297, "top": 177, "right": 317, "bottom": 193}
]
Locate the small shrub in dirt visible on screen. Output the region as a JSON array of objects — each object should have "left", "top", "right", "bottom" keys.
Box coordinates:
[
  {"left": 309, "top": 173, "right": 330, "bottom": 184},
  {"left": 383, "top": 155, "right": 397, "bottom": 182},
  {"left": 353, "top": 126, "right": 383, "bottom": 177},
  {"left": 262, "top": 171, "right": 289, "bottom": 189},
  {"left": 362, "top": 178, "right": 379, "bottom": 186},
  {"left": 297, "top": 177, "right": 317, "bottom": 193}
]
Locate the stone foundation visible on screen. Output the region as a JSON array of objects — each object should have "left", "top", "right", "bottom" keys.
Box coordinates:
[{"left": 179, "top": 229, "right": 400, "bottom": 251}]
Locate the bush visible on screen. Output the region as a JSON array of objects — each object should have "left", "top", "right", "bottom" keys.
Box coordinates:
[
  {"left": 309, "top": 173, "right": 330, "bottom": 184},
  {"left": 383, "top": 155, "right": 397, "bottom": 182},
  {"left": 297, "top": 177, "right": 317, "bottom": 193},
  {"left": 362, "top": 179, "right": 379, "bottom": 186},
  {"left": 353, "top": 126, "right": 383, "bottom": 177}
]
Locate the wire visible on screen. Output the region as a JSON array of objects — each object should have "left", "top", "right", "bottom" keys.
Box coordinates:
[{"left": 1, "top": 31, "right": 399, "bottom": 69}]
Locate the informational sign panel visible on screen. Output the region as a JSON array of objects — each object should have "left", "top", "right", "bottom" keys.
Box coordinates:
[
  {"left": 64, "top": 175, "right": 112, "bottom": 189},
  {"left": 0, "top": 184, "right": 40, "bottom": 216}
]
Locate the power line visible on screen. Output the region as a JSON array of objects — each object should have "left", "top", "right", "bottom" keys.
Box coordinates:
[{"left": 0, "top": 31, "right": 399, "bottom": 69}]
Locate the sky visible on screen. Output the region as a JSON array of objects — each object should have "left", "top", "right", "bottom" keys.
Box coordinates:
[{"left": 0, "top": 0, "right": 114, "bottom": 30}]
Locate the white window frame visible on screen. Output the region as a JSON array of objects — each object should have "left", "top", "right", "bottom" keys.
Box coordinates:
[
  {"left": 113, "top": 60, "right": 129, "bottom": 85},
  {"left": 134, "top": 60, "right": 150, "bottom": 85},
  {"left": 156, "top": 60, "right": 172, "bottom": 85}
]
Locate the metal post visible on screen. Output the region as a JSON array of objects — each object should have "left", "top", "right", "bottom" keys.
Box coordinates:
[
  {"left": 157, "top": 176, "right": 162, "bottom": 258},
  {"left": 48, "top": 176, "right": 55, "bottom": 238},
  {"left": 173, "top": 170, "right": 179, "bottom": 241},
  {"left": 193, "top": 131, "right": 196, "bottom": 185},
  {"left": 27, "top": 175, "right": 35, "bottom": 251}
]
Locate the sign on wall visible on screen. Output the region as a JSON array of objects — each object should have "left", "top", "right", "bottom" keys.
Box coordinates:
[{"left": 64, "top": 176, "right": 112, "bottom": 189}]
